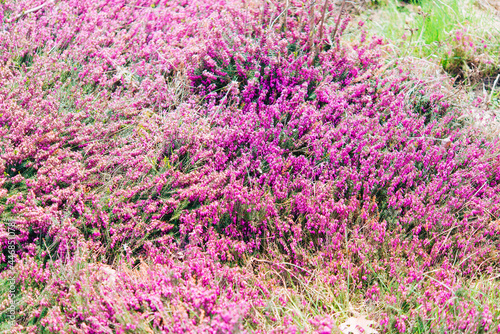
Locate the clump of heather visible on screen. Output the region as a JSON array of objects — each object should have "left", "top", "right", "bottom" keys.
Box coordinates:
[
  {"left": 0, "top": 0, "right": 499, "bottom": 333},
  {"left": 441, "top": 27, "right": 497, "bottom": 83}
]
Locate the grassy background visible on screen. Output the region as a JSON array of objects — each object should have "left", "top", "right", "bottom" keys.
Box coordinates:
[{"left": 352, "top": 0, "right": 500, "bottom": 85}]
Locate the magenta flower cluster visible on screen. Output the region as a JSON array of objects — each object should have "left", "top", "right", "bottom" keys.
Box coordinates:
[{"left": 0, "top": 0, "right": 499, "bottom": 332}]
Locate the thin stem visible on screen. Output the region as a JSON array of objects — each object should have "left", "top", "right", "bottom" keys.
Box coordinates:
[
  {"left": 331, "top": 0, "right": 347, "bottom": 46},
  {"left": 488, "top": 73, "right": 500, "bottom": 103},
  {"left": 315, "top": 0, "right": 329, "bottom": 57},
  {"left": 6, "top": 0, "right": 55, "bottom": 23}
]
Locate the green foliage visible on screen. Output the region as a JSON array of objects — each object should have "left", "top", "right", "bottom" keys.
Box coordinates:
[
  {"left": 4, "top": 159, "right": 36, "bottom": 179},
  {"left": 414, "top": 0, "right": 462, "bottom": 47},
  {"left": 355, "top": 0, "right": 500, "bottom": 83}
]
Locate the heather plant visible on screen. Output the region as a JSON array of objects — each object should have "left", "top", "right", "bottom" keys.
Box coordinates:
[{"left": 0, "top": 0, "right": 499, "bottom": 333}]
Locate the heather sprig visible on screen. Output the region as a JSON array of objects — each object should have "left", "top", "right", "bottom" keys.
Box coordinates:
[{"left": 0, "top": 0, "right": 499, "bottom": 332}]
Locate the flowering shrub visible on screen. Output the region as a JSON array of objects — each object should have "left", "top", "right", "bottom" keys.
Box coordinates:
[
  {"left": 0, "top": 0, "right": 499, "bottom": 333},
  {"left": 441, "top": 28, "right": 497, "bottom": 83}
]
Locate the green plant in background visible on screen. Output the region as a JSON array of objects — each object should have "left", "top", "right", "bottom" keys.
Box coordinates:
[
  {"left": 414, "top": 0, "right": 463, "bottom": 49},
  {"left": 356, "top": 0, "right": 500, "bottom": 84}
]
